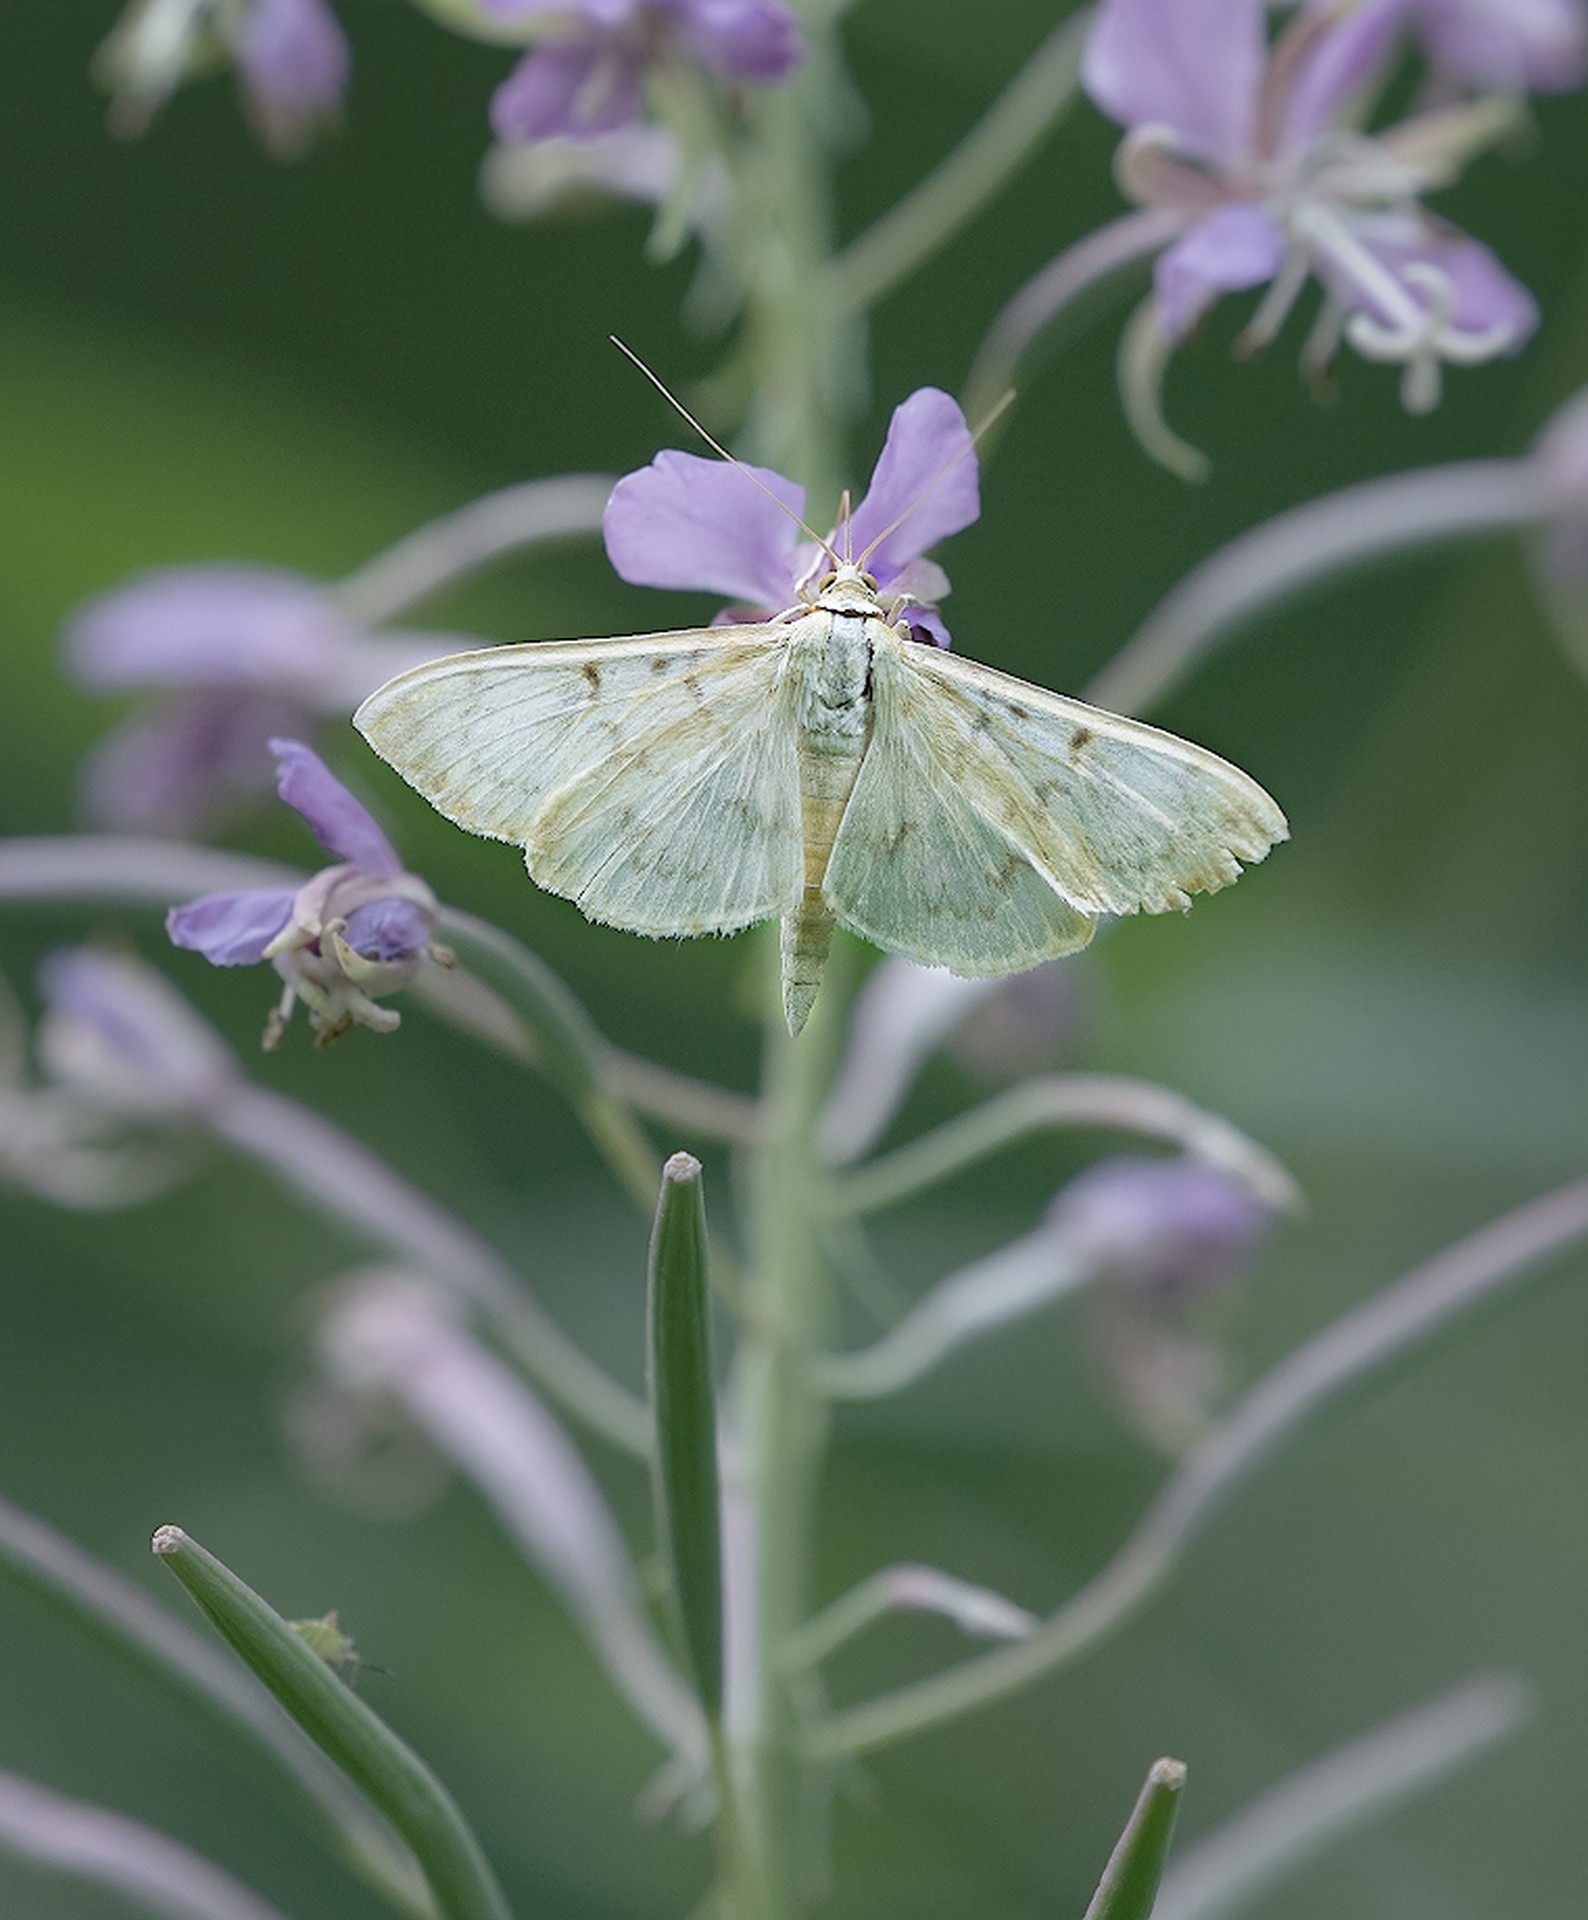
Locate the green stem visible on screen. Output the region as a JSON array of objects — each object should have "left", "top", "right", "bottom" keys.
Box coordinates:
[
  {"left": 814, "top": 1170, "right": 1588, "bottom": 1759},
  {"left": 736, "top": 944, "right": 850, "bottom": 1918},
  {"left": 829, "top": 11, "right": 1092, "bottom": 316},
  {"left": 733, "top": 8, "right": 856, "bottom": 496},
  {"left": 827, "top": 1075, "right": 1301, "bottom": 1221}
]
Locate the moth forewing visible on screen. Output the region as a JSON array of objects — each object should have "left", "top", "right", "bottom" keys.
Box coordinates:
[{"left": 355, "top": 621, "right": 810, "bottom": 944}]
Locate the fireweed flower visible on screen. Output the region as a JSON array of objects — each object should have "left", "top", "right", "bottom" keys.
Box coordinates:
[
  {"left": 485, "top": 0, "right": 805, "bottom": 144},
  {"left": 64, "top": 564, "right": 468, "bottom": 835},
  {"left": 1059, "top": 1154, "right": 1275, "bottom": 1450},
  {"left": 167, "top": 739, "right": 442, "bottom": 1048},
  {"left": 0, "top": 949, "right": 236, "bottom": 1208},
  {"left": 95, "top": 0, "right": 351, "bottom": 155},
  {"left": 603, "top": 386, "right": 979, "bottom": 649},
  {"left": 1081, "top": 0, "right": 1537, "bottom": 468},
  {"left": 816, "top": 1150, "right": 1275, "bottom": 1403}
]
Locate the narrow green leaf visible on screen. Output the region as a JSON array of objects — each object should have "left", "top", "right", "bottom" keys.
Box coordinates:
[
  {"left": 1083, "top": 1758, "right": 1187, "bottom": 1920},
  {"left": 0, "top": 1495, "right": 427, "bottom": 1917},
  {"left": 646, "top": 1151, "right": 724, "bottom": 1718},
  {"left": 152, "top": 1527, "right": 511, "bottom": 1920}
]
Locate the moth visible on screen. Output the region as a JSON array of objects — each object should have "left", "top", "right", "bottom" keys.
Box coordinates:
[{"left": 354, "top": 553, "right": 1287, "bottom": 1035}]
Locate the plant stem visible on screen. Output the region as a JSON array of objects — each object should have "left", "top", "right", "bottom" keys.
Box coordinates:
[
  {"left": 829, "top": 11, "right": 1092, "bottom": 315},
  {"left": 814, "top": 1170, "right": 1588, "bottom": 1757},
  {"left": 736, "top": 947, "right": 847, "bottom": 1919}
]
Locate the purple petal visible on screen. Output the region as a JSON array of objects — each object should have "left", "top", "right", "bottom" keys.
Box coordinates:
[
  {"left": 238, "top": 0, "right": 350, "bottom": 115},
  {"left": 1082, "top": 0, "right": 1266, "bottom": 164},
  {"left": 341, "top": 898, "right": 433, "bottom": 961},
  {"left": 490, "top": 35, "right": 646, "bottom": 141},
  {"left": 38, "top": 948, "right": 236, "bottom": 1101},
  {"left": 604, "top": 450, "right": 806, "bottom": 608},
  {"left": 903, "top": 607, "right": 953, "bottom": 651},
  {"left": 680, "top": 0, "right": 807, "bottom": 80},
  {"left": 63, "top": 565, "right": 358, "bottom": 694},
  {"left": 76, "top": 690, "right": 309, "bottom": 835},
  {"left": 1346, "top": 222, "right": 1538, "bottom": 343},
  {"left": 167, "top": 887, "right": 300, "bottom": 966},
  {"left": 848, "top": 390, "right": 979, "bottom": 583},
  {"left": 1410, "top": 0, "right": 1587, "bottom": 92},
  {"left": 1048, "top": 1154, "right": 1272, "bottom": 1300},
  {"left": 1154, "top": 203, "right": 1285, "bottom": 340},
  {"left": 270, "top": 738, "right": 403, "bottom": 875},
  {"left": 1279, "top": 0, "right": 1407, "bottom": 155}
]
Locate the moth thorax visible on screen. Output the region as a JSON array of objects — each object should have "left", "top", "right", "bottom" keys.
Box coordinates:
[{"left": 815, "top": 563, "right": 882, "bottom": 615}]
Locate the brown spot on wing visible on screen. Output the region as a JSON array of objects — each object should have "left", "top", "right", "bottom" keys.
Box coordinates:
[
  {"left": 1068, "top": 724, "right": 1093, "bottom": 757},
  {"left": 582, "top": 661, "right": 602, "bottom": 691}
]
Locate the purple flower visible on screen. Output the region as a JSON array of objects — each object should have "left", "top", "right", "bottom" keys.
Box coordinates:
[
  {"left": 64, "top": 565, "right": 462, "bottom": 835},
  {"left": 1059, "top": 1153, "right": 1275, "bottom": 1451},
  {"left": 488, "top": 0, "right": 805, "bottom": 143},
  {"left": 0, "top": 948, "right": 237, "bottom": 1209},
  {"left": 1401, "top": 0, "right": 1587, "bottom": 94},
  {"left": 1082, "top": 0, "right": 1537, "bottom": 439},
  {"left": 95, "top": 0, "right": 350, "bottom": 154},
  {"left": 602, "top": 387, "right": 980, "bottom": 647},
  {"left": 167, "top": 739, "right": 441, "bottom": 1048},
  {"left": 1049, "top": 1153, "right": 1272, "bottom": 1300}
]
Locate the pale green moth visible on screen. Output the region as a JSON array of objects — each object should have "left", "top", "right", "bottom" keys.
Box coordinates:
[{"left": 354, "top": 555, "right": 1287, "bottom": 1036}]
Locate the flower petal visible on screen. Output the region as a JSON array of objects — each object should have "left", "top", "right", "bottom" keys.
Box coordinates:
[
  {"left": 681, "top": 0, "right": 806, "bottom": 80},
  {"left": 1154, "top": 203, "right": 1285, "bottom": 340},
  {"left": 603, "top": 450, "right": 806, "bottom": 607},
  {"left": 1410, "top": 0, "right": 1588, "bottom": 93},
  {"left": 63, "top": 565, "right": 355, "bottom": 694},
  {"left": 490, "top": 35, "right": 646, "bottom": 141},
  {"left": 1082, "top": 0, "right": 1266, "bottom": 164},
  {"left": 848, "top": 389, "right": 979, "bottom": 584},
  {"left": 238, "top": 0, "right": 351, "bottom": 118},
  {"left": 1343, "top": 218, "right": 1538, "bottom": 343},
  {"left": 1280, "top": 0, "right": 1407, "bottom": 156},
  {"left": 270, "top": 739, "right": 403, "bottom": 876},
  {"left": 341, "top": 898, "right": 433, "bottom": 962},
  {"left": 76, "top": 689, "right": 309, "bottom": 835},
  {"left": 167, "top": 888, "right": 301, "bottom": 966},
  {"left": 38, "top": 948, "right": 237, "bottom": 1109}
]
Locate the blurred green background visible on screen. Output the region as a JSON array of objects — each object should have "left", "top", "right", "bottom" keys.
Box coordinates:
[{"left": 2, "top": 3, "right": 1588, "bottom": 1916}]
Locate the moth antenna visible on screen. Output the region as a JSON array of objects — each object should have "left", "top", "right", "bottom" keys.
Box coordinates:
[
  {"left": 610, "top": 337, "right": 841, "bottom": 571},
  {"left": 856, "top": 388, "right": 1017, "bottom": 571},
  {"left": 836, "top": 489, "right": 853, "bottom": 564}
]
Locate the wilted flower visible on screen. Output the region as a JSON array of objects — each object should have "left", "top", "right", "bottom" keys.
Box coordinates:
[
  {"left": 1061, "top": 1154, "right": 1275, "bottom": 1450},
  {"left": 486, "top": 0, "right": 805, "bottom": 144},
  {"left": 167, "top": 739, "right": 443, "bottom": 1048},
  {"left": 1081, "top": 0, "right": 1536, "bottom": 468},
  {"left": 0, "top": 949, "right": 235, "bottom": 1208},
  {"left": 64, "top": 565, "right": 465, "bottom": 835},
  {"left": 603, "top": 386, "right": 980, "bottom": 647},
  {"left": 95, "top": 0, "right": 350, "bottom": 155},
  {"left": 315, "top": 1272, "right": 704, "bottom": 1761}
]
